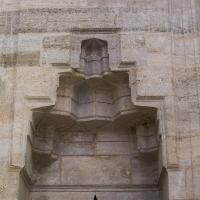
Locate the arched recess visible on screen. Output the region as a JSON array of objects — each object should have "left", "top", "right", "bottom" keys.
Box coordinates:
[
  {"left": 79, "top": 38, "right": 110, "bottom": 76},
  {"left": 18, "top": 38, "right": 168, "bottom": 200}
]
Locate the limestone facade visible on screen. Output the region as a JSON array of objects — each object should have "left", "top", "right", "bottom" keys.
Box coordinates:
[{"left": 0, "top": 0, "right": 200, "bottom": 200}]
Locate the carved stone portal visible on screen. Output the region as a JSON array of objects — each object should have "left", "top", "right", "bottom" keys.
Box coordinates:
[{"left": 21, "top": 38, "right": 161, "bottom": 200}]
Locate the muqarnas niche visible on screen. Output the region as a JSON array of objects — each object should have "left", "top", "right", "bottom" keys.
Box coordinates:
[
  {"left": 79, "top": 38, "right": 109, "bottom": 76},
  {"left": 21, "top": 39, "right": 162, "bottom": 200}
]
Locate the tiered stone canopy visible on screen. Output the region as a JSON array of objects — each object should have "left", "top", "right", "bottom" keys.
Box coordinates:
[{"left": 23, "top": 38, "right": 160, "bottom": 200}]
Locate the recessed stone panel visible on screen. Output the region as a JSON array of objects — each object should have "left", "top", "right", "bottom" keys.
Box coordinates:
[{"left": 61, "top": 156, "right": 131, "bottom": 185}]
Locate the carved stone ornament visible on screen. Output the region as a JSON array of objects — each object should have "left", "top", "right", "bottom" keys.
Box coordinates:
[
  {"left": 79, "top": 38, "right": 110, "bottom": 76},
  {"left": 22, "top": 38, "right": 160, "bottom": 200}
]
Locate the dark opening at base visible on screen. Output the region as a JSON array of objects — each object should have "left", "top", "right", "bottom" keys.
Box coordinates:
[{"left": 94, "top": 195, "right": 98, "bottom": 200}]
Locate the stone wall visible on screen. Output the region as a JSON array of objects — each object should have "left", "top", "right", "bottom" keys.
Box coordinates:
[{"left": 0, "top": 0, "right": 199, "bottom": 200}]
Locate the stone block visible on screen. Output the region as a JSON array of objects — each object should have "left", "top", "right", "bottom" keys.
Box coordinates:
[
  {"left": 168, "top": 170, "right": 186, "bottom": 200},
  {"left": 61, "top": 156, "right": 131, "bottom": 185},
  {"left": 95, "top": 142, "right": 130, "bottom": 155},
  {"left": 146, "top": 33, "right": 171, "bottom": 54}
]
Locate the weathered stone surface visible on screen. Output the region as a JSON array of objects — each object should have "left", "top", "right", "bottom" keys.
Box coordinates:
[{"left": 0, "top": 0, "right": 200, "bottom": 200}]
